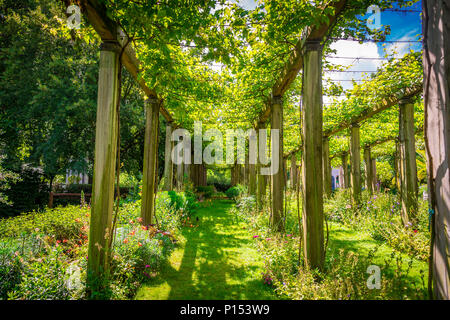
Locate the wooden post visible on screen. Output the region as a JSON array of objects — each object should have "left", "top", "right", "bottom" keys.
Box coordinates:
[
  {"left": 323, "top": 137, "right": 332, "bottom": 197},
  {"left": 87, "top": 41, "right": 120, "bottom": 290},
  {"left": 363, "top": 146, "right": 373, "bottom": 194},
  {"left": 257, "top": 125, "right": 267, "bottom": 210},
  {"left": 48, "top": 192, "right": 54, "bottom": 209},
  {"left": 423, "top": 0, "right": 450, "bottom": 300},
  {"left": 394, "top": 142, "right": 401, "bottom": 191},
  {"left": 248, "top": 130, "right": 257, "bottom": 196},
  {"left": 290, "top": 153, "right": 297, "bottom": 190},
  {"left": 163, "top": 124, "right": 173, "bottom": 191},
  {"left": 301, "top": 40, "right": 324, "bottom": 270},
  {"left": 341, "top": 153, "right": 349, "bottom": 189},
  {"left": 239, "top": 164, "right": 245, "bottom": 185},
  {"left": 350, "top": 123, "right": 361, "bottom": 206},
  {"left": 371, "top": 158, "right": 378, "bottom": 192},
  {"left": 141, "top": 98, "right": 160, "bottom": 226},
  {"left": 176, "top": 145, "right": 184, "bottom": 191},
  {"left": 270, "top": 95, "right": 284, "bottom": 232},
  {"left": 399, "top": 97, "right": 418, "bottom": 225}
]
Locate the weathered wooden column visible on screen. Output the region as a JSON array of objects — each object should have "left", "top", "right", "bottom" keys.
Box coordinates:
[
  {"left": 270, "top": 95, "right": 284, "bottom": 232},
  {"left": 141, "top": 98, "right": 160, "bottom": 226},
  {"left": 244, "top": 150, "right": 249, "bottom": 188},
  {"left": 341, "top": 153, "right": 349, "bottom": 189},
  {"left": 176, "top": 144, "right": 184, "bottom": 191},
  {"left": 363, "top": 146, "right": 373, "bottom": 194},
  {"left": 394, "top": 142, "right": 401, "bottom": 191},
  {"left": 290, "top": 153, "right": 297, "bottom": 190},
  {"left": 323, "top": 137, "right": 332, "bottom": 197},
  {"left": 257, "top": 125, "right": 267, "bottom": 210},
  {"left": 350, "top": 123, "right": 361, "bottom": 206},
  {"left": 399, "top": 97, "right": 419, "bottom": 225},
  {"left": 163, "top": 124, "right": 173, "bottom": 191},
  {"left": 239, "top": 164, "right": 245, "bottom": 185},
  {"left": 371, "top": 158, "right": 378, "bottom": 192},
  {"left": 87, "top": 41, "right": 120, "bottom": 289},
  {"left": 423, "top": 0, "right": 450, "bottom": 300},
  {"left": 248, "top": 129, "right": 257, "bottom": 196},
  {"left": 301, "top": 40, "right": 324, "bottom": 270}
]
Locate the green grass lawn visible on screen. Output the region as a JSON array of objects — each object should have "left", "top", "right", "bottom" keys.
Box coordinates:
[
  {"left": 327, "top": 222, "right": 428, "bottom": 288},
  {"left": 135, "top": 199, "right": 428, "bottom": 300},
  {"left": 135, "top": 199, "right": 277, "bottom": 300}
]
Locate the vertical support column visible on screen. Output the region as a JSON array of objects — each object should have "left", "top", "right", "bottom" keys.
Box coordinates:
[
  {"left": 87, "top": 41, "right": 120, "bottom": 288},
  {"left": 350, "top": 123, "right": 361, "bottom": 206},
  {"left": 399, "top": 97, "right": 418, "bottom": 224},
  {"left": 322, "top": 137, "right": 331, "bottom": 197},
  {"left": 248, "top": 130, "right": 257, "bottom": 196},
  {"left": 363, "top": 146, "right": 373, "bottom": 194},
  {"left": 257, "top": 125, "right": 267, "bottom": 210},
  {"left": 301, "top": 40, "right": 324, "bottom": 270},
  {"left": 290, "top": 153, "right": 297, "bottom": 190},
  {"left": 423, "top": 0, "right": 450, "bottom": 299},
  {"left": 341, "top": 153, "right": 349, "bottom": 189},
  {"left": 371, "top": 158, "right": 378, "bottom": 192},
  {"left": 163, "top": 124, "right": 173, "bottom": 191},
  {"left": 176, "top": 142, "right": 184, "bottom": 191},
  {"left": 244, "top": 150, "right": 249, "bottom": 187},
  {"left": 270, "top": 95, "right": 284, "bottom": 232},
  {"left": 141, "top": 98, "right": 160, "bottom": 226}
]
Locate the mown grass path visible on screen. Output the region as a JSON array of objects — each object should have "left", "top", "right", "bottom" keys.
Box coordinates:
[{"left": 135, "top": 199, "right": 276, "bottom": 300}]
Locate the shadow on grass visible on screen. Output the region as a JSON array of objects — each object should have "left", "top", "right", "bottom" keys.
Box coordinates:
[{"left": 136, "top": 200, "right": 276, "bottom": 300}]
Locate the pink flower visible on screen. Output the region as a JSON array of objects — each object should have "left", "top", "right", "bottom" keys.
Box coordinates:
[
  {"left": 265, "top": 238, "right": 271, "bottom": 241},
  {"left": 253, "top": 235, "right": 259, "bottom": 238},
  {"left": 286, "top": 234, "right": 292, "bottom": 237}
]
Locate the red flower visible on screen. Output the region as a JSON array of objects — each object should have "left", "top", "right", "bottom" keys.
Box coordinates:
[{"left": 123, "top": 239, "right": 129, "bottom": 244}]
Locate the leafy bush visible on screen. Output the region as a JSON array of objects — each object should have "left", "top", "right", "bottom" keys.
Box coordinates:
[
  {"left": 196, "top": 186, "right": 215, "bottom": 199},
  {"left": 225, "top": 184, "right": 246, "bottom": 201},
  {"left": 0, "top": 168, "right": 49, "bottom": 218},
  {"left": 8, "top": 246, "right": 71, "bottom": 300}
]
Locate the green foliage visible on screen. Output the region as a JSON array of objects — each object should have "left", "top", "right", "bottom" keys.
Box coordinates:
[
  {"left": 196, "top": 185, "right": 215, "bottom": 199},
  {"left": 8, "top": 246, "right": 71, "bottom": 300},
  {"left": 325, "top": 189, "right": 430, "bottom": 261},
  {"left": 0, "top": 167, "right": 49, "bottom": 218},
  {"left": 207, "top": 169, "right": 231, "bottom": 192}
]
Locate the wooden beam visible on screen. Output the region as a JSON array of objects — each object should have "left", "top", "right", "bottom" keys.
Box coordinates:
[
  {"left": 257, "top": 0, "right": 347, "bottom": 124},
  {"left": 79, "top": 0, "right": 174, "bottom": 123},
  {"left": 324, "top": 84, "right": 422, "bottom": 137}
]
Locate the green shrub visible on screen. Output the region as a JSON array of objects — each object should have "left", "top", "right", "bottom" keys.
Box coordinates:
[
  {"left": 8, "top": 246, "right": 71, "bottom": 300},
  {"left": 225, "top": 184, "right": 246, "bottom": 201},
  {"left": 196, "top": 186, "right": 214, "bottom": 199}
]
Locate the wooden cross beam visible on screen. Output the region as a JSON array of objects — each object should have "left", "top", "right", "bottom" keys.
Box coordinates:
[
  {"left": 256, "top": 0, "right": 348, "bottom": 125},
  {"left": 76, "top": 0, "right": 175, "bottom": 124}
]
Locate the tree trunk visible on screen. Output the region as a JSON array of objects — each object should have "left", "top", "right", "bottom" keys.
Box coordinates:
[
  {"left": 301, "top": 41, "right": 324, "bottom": 270},
  {"left": 423, "top": 0, "right": 450, "bottom": 300}
]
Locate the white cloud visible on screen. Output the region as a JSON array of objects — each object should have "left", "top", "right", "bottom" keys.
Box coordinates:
[
  {"left": 323, "top": 40, "right": 383, "bottom": 105},
  {"left": 385, "top": 29, "right": 420, "bottom": 58}
]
